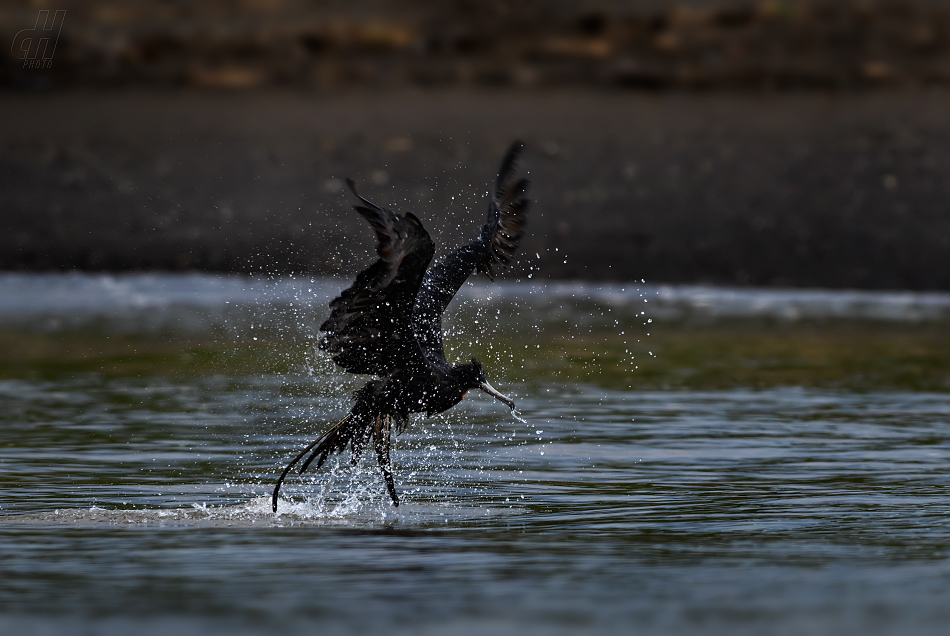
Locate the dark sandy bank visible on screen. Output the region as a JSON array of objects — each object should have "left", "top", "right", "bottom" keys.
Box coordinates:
[{"left": 2, "top": 88, "right": 949, "bottom": 289}]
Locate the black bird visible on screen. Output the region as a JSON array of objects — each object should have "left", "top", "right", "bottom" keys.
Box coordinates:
[{"left": 272, "top": 142, "right": 530, "bottom": 511}]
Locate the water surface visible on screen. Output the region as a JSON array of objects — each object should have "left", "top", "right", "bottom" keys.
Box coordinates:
[{"left": 1, "top": 274, "right": 949, "bottom": 635}]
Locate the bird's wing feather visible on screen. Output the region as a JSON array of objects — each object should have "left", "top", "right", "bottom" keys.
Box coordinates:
[
  {"left": 413, "top": 142, "right": 530, "bottom": 364},
  {"left": 320, "top": 180, "right": 435, "bottom": 376}
]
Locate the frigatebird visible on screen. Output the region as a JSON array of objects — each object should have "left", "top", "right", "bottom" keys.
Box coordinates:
[{"left": 272, "top": 142, "right": 529, "bottom": 511}]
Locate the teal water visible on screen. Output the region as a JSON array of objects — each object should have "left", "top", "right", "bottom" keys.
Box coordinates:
[{"left": 1, "top": 275, "right": 949, "bottom": 635}]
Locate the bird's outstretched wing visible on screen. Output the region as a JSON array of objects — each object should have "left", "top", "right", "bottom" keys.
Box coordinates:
[
  {"left": 320, "top": 179, "right": 435, "bottom": 376},
  {"left": 413, "top": 142, "right": 530, "bottom": 364}
]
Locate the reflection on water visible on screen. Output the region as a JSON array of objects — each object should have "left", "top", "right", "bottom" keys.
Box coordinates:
[{"left": 1, "top": 274, "right": 949, "bottom": 635}]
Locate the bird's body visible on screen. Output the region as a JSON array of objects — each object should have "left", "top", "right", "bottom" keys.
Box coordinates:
[{"left": 272, "top": 142, "right": 530, "bottom": 511}]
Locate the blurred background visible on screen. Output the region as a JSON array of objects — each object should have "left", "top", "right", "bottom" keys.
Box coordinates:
[
  {"left": 5, "top": 4, "right": 950, "bottom": 634},
  {"left": 2, "top": 0, "right": 950, "bottom": 288}
]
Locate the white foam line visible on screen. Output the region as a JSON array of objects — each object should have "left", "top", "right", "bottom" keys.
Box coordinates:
[{"left": 1, "top": 273, "right": 949, "bottom": 324}]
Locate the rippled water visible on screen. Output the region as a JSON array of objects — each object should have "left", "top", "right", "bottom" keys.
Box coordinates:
[{"left": 1, "top": 274, "right": 949, "bottom": 635}]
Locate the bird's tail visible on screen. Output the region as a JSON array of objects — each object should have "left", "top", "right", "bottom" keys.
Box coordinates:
[{"left": 271, "top": 411, "right": 371, "bottom": 512}]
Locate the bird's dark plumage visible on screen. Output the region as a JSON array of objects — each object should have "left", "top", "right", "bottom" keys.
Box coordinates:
[{"left": 272, "top": 142, "right": 530, "bottom": 511}]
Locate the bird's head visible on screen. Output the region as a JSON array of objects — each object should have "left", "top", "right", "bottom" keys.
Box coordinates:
[{"left": 457, "top": 358, "right": 515, "bottom": 410}]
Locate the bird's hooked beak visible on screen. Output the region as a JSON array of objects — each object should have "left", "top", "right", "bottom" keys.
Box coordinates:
[{"left": 478, "top": 381, "right": 515, "bottom": 410}]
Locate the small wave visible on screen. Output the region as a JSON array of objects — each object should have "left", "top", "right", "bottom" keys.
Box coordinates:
[
  {"left": 2, "top": 273, "right": 948, "bottom": 334},
  {"left": 0, "top": 498, "right": 391, "bottom": 527},
  {"left": 0, "top": 496, "right": 517, "bottom": 528}
]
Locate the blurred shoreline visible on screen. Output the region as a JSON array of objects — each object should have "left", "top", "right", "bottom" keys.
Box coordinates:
[
  {"left": 2, "top": 86, "right": 949, "bottom": 289},
  {"left": 3, "top": 1, "right": 950, "bottom": 288},
  {"left": 2, "top": 272, "right": 949, "bottom": 390}
]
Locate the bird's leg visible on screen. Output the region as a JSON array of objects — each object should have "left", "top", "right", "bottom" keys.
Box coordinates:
[{"left": 374, "top": 414, "right": 399, "bottom": 506}]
